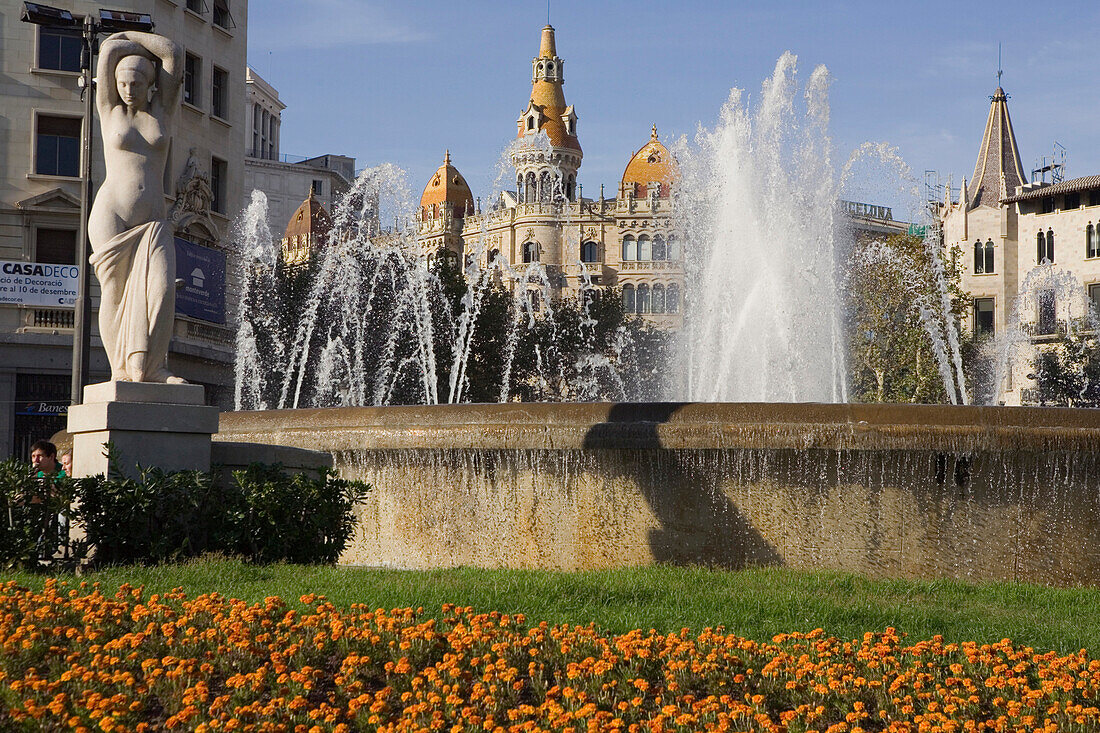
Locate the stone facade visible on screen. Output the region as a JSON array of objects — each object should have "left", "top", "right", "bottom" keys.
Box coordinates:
[
  {"left": 0, "top": 0, "right": 248, "bottom": 456},
  {"left": 243, "top": 66, "right": 354, "bottom": 240},
  {"left": 940, "top": 86, "right": 1100, "bottom": 405}
]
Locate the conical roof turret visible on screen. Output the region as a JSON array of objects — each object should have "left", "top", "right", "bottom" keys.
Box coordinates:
[
  {"left": 516, "top": 24, "right": 581, "bottom": 154},
  {"left": 966, "top": 86, "right": 1026, "bottom": 208}
]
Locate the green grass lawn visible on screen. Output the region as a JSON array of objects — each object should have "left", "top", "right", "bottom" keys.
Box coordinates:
[{"left": 4, "top": 559, "right": 1098, "bottom": 654}]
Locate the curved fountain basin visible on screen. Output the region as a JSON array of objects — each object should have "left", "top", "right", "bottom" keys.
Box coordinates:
[{"left": 216, "top": 402, "right": 1100, "bottom": 585}]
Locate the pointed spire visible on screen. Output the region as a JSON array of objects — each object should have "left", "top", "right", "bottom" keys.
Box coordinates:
[
  {"left": 444, "top": 149, "right": 451, "bottom": 166},
  {"left": 539, "top": 25, "right": 556, "bottom": 59},
  {"left": 966, "top": 85, "right": 1026, "bottom": 208}
]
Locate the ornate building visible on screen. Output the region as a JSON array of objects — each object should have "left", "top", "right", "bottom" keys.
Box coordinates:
[
  {"left": 416, "top": 24, "right": 684, "bottom": 328},
  {"left": 940, "top": 85, "right": 1100, "bottom": 404},
  {"left": 282, "top": 191, "right": 332, "bottom": 269}
]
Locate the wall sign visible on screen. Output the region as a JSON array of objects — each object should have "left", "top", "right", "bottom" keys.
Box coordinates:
[
  {"left": 0, "top": 261, "right": 78, "bottom": 307},
  {"left": 174, "top": 238, "right": 226, "bottom": 324}
]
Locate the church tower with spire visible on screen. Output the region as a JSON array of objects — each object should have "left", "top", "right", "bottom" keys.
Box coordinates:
[
  {"left": 513, "top": 24, "right": 582, "bottom": 204},
  {"left": 941, "top": 83, "right": 1027, "bottom": 362}
]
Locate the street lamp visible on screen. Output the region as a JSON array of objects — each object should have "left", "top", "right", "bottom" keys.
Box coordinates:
[{"left": 20, "top": 3, "right": 153, "bottom": 406}]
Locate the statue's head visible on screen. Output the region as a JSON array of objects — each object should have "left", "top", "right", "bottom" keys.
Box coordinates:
[{"left": 116, "top": 55, "right": 155, "bottom": 109}]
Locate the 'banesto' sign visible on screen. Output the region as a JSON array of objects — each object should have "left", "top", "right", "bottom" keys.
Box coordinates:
[
  {"left": 174, "top": 238, "right": 226, "bottom": 324},
  {"left": 0, "top": 260, "right": 78, "bottom": 308}
]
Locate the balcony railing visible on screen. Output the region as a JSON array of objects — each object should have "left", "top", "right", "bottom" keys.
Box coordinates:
[{"left": 28, "top": 308, "right": 74, "bottom": 330}]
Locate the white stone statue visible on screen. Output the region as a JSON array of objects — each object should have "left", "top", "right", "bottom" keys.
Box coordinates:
[{"left": 88, "top": 32, "right": 185, "bottom": 383}]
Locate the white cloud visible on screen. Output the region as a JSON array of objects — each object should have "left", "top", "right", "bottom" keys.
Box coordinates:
[{"left": 249, "top": 0, "right": 428, "bottom": 51}]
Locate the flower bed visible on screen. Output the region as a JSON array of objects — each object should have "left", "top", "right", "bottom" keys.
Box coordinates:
[{"left": 1, "top": 580, "right": 1098, "bottom": 732}]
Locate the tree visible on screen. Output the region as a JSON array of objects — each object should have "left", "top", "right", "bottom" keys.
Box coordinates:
[{"left": 845, "top": 232, "right": 968, "bottom": 404}]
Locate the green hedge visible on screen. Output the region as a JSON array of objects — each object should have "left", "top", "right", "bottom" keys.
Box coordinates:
[{"left": 0, "top": 458, "right": 369, "bottom": 569}]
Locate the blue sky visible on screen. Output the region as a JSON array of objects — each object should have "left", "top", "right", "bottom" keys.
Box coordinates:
[{"left": 247, "top": 0, "right": 1099, "bottom": 218}]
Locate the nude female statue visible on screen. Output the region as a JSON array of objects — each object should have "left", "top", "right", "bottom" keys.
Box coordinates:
[{"left": 88, "top": 32, "right": 185, "bottom": 383}]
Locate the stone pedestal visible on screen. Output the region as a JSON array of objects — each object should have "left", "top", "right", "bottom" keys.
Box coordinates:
[{"left": 67, "top": 382, "right": 220, "bottom": 478}]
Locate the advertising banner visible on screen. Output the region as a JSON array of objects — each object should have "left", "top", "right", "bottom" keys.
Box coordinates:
[
  {"left": 0, "top": 261, "right": 78, "bottom": 308},
  {"left": 174, "top": 238, "right": 226, "bottom": 324}
]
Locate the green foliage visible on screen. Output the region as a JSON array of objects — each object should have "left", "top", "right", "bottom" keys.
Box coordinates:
[
  {"left": 0, "top": 456, "right": 369, "bottom": 569},
  {"left": 846, "top": 233, "right": 967, "bottom": 404},
  {"left": 0, "top": 459, "right": 83, "bottom": 570},
  {"left": 1030, "top": 327, "right": 1100, "bottom": 407},
  {"left": 233, "top": 464, "right": 365, "bottom": 564}
]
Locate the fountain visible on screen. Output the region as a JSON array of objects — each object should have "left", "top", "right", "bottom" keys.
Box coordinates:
[{"left": 218, "top": 54, "right": 1100, "bottom": 586}]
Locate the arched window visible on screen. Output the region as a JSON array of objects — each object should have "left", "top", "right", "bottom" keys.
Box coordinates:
[
  {"left": 523, "top": 241, "right": 539, "bottom": 263},
  {"left": 527, "top": 117, "right": 535, "bottom": 131},
  {"left": 581, "top": 241, "right": 599, "bottom": 262},
  {"left": 488, "top": 248, "right": 501, "bottom": 265},
  {"left": 622, "top": 284, "right": 635, "bottom": 312},
  {"left": 525, "top": 172, "right": 536, "bottom": 202},
  {"left": 638, "top": 234, "right": 652, "bottom": 261},
  {"left": 516, "top": 176, "right": 524, "bottom": 203},
  {"left": 652, "top": 235, "right": 666, "bottom": 261},
  {"left": 973, "top": 241, "right": 984, "bottom": 273},
  {"left": 652, "top": 284, "right": 665, "bottom": 313},
  {"left": 1088, "top": 224, "right": 1099, "bottom": 259},
  {"left": 667, "top": 236, "right": 680, "bottom": 261},
  {"left": 622, "top": 235, "right": 636, "bottom": 261},
  {"left": 1047, "top": 229, "right": 1055, "bottom": 262},
  {"left": 637, "top": 283, "right": 651, "bottom": 314},
  {"left": 1037, "top": 231, "right": 1047, "bottom": 263},
  {"left": 539, "top": 171, "right": 552, "bottom": 203},
  {"left": 984, "top": 240, "right": 994, "bottom": 274},
  {"left": 667, "top": 284, "right": 680, "bottom": 313},
  {"left": 566, "top": 174, "right": 575, "bottom": 201}
]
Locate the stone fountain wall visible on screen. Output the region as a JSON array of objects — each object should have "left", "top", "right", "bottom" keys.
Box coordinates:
[{"left": 215, "top": 403, "right": 1100, "bottom": 585}]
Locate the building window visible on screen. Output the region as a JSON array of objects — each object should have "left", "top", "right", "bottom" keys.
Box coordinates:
[
  {"left": 35, "top": 115, "right": 81, "bottom": 177},
  {"left": 488, "top": 248, "right": 501, "bottom": 265},
  {"left": 1087, "top": 224, "right": 1099, "bottom": 259},
  {"left": 621, "top": 235, "right": 636, "bottom": 261},
  {"left": 212, "top": 0, "right": 232, "bottom": 28},
  {"left": 667, "top": 236, "right": 680, "bottom": 261},
  {"left": 184, "top": 53, "right": 201, "bottom": 106},
  {"left": 581, "top": 241, "right": 599, "bottom": 262},
  {"left": 36, "top": 228, "right": 76, "bottom": 265},
  {"left": 1037, "top": 230, "right": 1054, "bottom": 263},
  {"left": 1091, "top": 190, "right": 1100, "bottom": 207},
  {"left": 311, "top": 180, "right": 323, "bottom": 196},
  {"left": 1037, "top": 290, "right": 1057, "bottom": 335},
  {"left": 637, "top": 284, "right": 651, "bottom": 314},
  {"left": 974, "top": 298, "right": 994, "bottom": 338},
  {"left": 667, "top": 284, "right": 680, "bottom": 313},
  {"left": 1065, "top": 192, "right": 1081, "bottom": 210},
  {"left": 652, "top": 235, "right": 666, "bottom": 261},
  {"left": 539, "top": 171, "right": 552, "bottom": 203},
  {"left": 622, "top": 284, "right": 635, "bottom": 313},
  {"left": 984, "top": 240, "right": 994, "bottom": 274},
  {"left": 211, "top": 67, "right": 227, "bottom": 118},
  {"left": 210, "top": 156, "right": 227, "bottom": 214},
  {"left": 638, "top": 234, "right": 651, "bottom": 261},
  {"left": 973, "top": 241, "right": 983, "bottom": 273},
  {"left": 251, "top": 105, "right": 261, "bottom": 156},
  {"left": 1089, "top": 284, "right": 1100, "bottom": 320},
  {"left": 522, "top": 241, "right": 538, "bottom": 263},
  {"left": 186, "top": 0, "right": 206, "bottom": 13},
  {"left": 1041, "top": 197, "right": 1054, "bottom": 214},
  {"left": 38, "top": 26, "right": 82, "bottom": 72},
  {"left": 652, "top": 284, "right": 665, "bottom": 314}
]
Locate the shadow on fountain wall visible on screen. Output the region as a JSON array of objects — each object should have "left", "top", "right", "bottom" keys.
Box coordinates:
[{"left": 582, "top": 403, "right": 784, "bottom": 569}]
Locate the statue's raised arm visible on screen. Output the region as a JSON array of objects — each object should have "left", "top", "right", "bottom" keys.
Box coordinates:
[{"left": 88, "top": 32, "right": 186, "bottom": 385}]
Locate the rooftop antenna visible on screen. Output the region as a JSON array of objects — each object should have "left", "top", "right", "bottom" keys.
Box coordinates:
[
  {"left": 547, "top": 0, "right": 551, "bottom": 25},
  {"left": 997, "top": 42, "right": 1003, "bottom": 87}
]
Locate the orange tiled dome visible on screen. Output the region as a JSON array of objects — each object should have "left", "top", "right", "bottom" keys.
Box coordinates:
[
  {"left": 420, "top": 150, "right": 474, "bottom": 216},
  {"left": 622, "top": 126, "right": 678, "bottom": 198},
  {"left": 284, "top": 191, "right": 332, "bottom": 239}
]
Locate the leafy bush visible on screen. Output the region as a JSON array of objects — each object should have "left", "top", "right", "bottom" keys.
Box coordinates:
[
  {"left": 0, "top": 458, "right": 369, "bottom": 569},
  {"left": 0, "top": 459, "right": 83, "bottom": 570}
]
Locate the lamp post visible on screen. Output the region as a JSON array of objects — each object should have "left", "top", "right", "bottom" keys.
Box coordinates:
[{"left": 20, "top": 3, "right": 154, "bottom": 406}]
